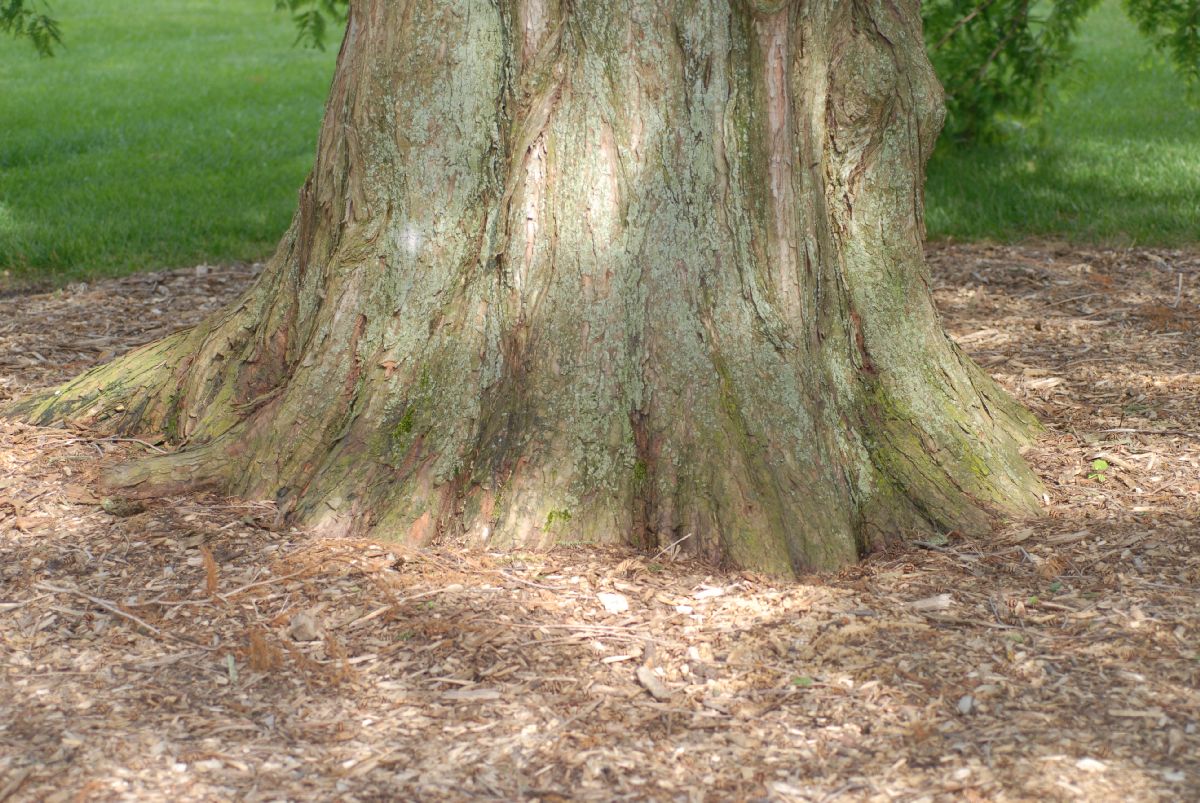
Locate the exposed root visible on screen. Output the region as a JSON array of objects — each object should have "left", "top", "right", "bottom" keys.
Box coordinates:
[
  {"left": 100, "top": 436, "right": 236, "bottom": 499},
  {"left": 6, "top": 330, "right": 194, "bottom": 435}
]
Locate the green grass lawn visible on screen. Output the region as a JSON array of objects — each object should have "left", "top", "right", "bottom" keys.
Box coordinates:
[
  {"left": 1, "top": 0, "right": 1196, "bottom": 288},
  {"left": 0, "top": 0, "right": 337, "bottom": 286},
  {"left": 925, "top": 0, "right": 1200, "bottom": 246}
]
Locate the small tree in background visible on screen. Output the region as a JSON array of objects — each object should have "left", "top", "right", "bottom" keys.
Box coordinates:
[{"left": 923, "top": 0, "right": 1200, "bottom": 141}]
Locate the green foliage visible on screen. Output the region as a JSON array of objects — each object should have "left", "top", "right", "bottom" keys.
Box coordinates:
[
  {"left": 924, "top": 0, "right": 1200, "bottom": 141},
  {"left": 4, "top": 0, "right": 349, "bottom": 55},
  {"left": 1, "top": 0, "right": 61, "bottom": 55},
  {"left": 8, "top": 0, "right": 1196, "bottom": 143},
  {"left": 1124, "top": 0, "right": 1200, "bottom": 88},
  {"left": 3, "top": 0, "right": 1196, "bottom": 285},
  {"left": 923, "top": 0, "right": 1104, "bottom": 141},
  {"left": 273, "top": 0, "right": 346, "bottom": 49}
]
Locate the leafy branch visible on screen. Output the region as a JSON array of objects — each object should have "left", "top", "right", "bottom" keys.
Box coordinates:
[
  {"left": 1, "top": 0, "right": 62, "bottom": 56},
  {"left": 1124, "top": 0, "right": 1200, "bottom": 88},
  {"left": 923, "top": 0, "right": 1200, "bottom": 142},
  {"left": 273, "top": 0, "right": 348, "bottom": 50}
]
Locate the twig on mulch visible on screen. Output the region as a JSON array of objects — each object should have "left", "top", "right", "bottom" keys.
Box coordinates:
[
  {"left": 146, "top": 565, "right": 317, "bottom": 608},
  {"left": 35, "top": 582, "right": 213, "bottom": 649},
  {"left": 0, "top": 767, "right": 33, "bottom": 803},
  {"left": 0, "top": 595, "right": 49, "bottom": 613},
  {"left": 1100, "top": 427, "right": 1200, "bottom": 439},
  {"left": 60, "top": 436, "right": 170, "bottom": 454},
  {"left": 651, "top": 531, "right": 695, "bottom": 560}
]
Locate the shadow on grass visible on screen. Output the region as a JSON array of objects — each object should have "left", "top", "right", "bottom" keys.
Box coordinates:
[{"left": 926, "top": 136, "right": 1200, "bottom": 247}]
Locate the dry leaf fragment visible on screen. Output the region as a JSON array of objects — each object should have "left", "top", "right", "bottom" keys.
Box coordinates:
[
  {"left": 1004, "top": 528, "right": 1035, "bottom": 544},
  {"left": 1037, "top": 555, "right": 1068, "bottom": 579},
  {"left": 199, "top": 545, "right": 219, "bottom": 597},
  {"left": 179, "top": 532, "right": 206, "bottom": 549},
  {"left": 1046, "top": 530, "right": 1091, "bottom": 545},
  {"left": 909, "top": 594, "right": 954, "bottom": 611},
  {"left": 63, "top": 486, "right": 101, "bottom": 505},
  {"left": 1027, "top": 376, "right": 1065, "bottom": 391},
  {"left": 247, "top": 628, "right": 283, "bottom": 671},
  {"left": 597, "top": 592, "right": 629, "bottom": 614},
  {"left": 702, "top": 696, "right": 732, "bottom": 714},
  {"left": 1108, "top": 708, "right": 1165, "bottom": 719},
  {"left": 0, "top": 766, "right": 33, "bottom": 802},
  {"left": 288, "top": 612, "right": 323, "bottom": 642}
]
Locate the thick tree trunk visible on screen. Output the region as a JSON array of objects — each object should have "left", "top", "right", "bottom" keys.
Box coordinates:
[{"left": 9, "top": 0, "right": 1042, "bottom": 574}]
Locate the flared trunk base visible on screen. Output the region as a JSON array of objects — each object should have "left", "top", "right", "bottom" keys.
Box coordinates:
[{"left": 6, "top": 0, "right": 1044, "bottom": 575}]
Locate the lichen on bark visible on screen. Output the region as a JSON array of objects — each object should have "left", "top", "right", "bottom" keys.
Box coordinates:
[{"left": 7, "top": 0, "right": 1042, "bottom": 576}]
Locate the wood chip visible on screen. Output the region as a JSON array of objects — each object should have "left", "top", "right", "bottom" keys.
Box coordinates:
[
  {"left": 1, "top": 244, "right": 1197, "bottom": 800},
  {"left": 635, "top": 666, "right": 672, "bottom": 701}
]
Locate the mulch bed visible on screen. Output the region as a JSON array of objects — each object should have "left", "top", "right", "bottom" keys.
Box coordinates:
[{"left": 1, "top": 245, "right": 1197, "bottom": 802}]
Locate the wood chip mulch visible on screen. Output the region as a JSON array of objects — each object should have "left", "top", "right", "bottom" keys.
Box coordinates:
[{"left": 1, "top": 245, "right": 1198, "bottom": 802}]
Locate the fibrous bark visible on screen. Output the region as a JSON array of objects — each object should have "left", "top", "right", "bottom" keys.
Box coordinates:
[{"left": 9, "top": 0, "right": 1042, "bottom": 574}]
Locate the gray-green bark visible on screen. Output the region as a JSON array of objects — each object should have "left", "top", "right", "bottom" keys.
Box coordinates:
[{"left": 8, "top": 0, "right": 1042, "bottom": 575}]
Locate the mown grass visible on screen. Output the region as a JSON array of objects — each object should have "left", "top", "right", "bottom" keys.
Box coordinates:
[
  {"left": 0, "top": 0, "right": 337, "bottom": 286},
  {"left": 925, "top": 0, "right": 1200, "bottom": 246},
  {"left": 1, "top": 0, "right": 1196, "bottom": 288}
]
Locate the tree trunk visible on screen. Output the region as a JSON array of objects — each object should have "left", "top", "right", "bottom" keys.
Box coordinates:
[{"left": 9, "top": 0, "right": 1042, "bottom": 574}]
